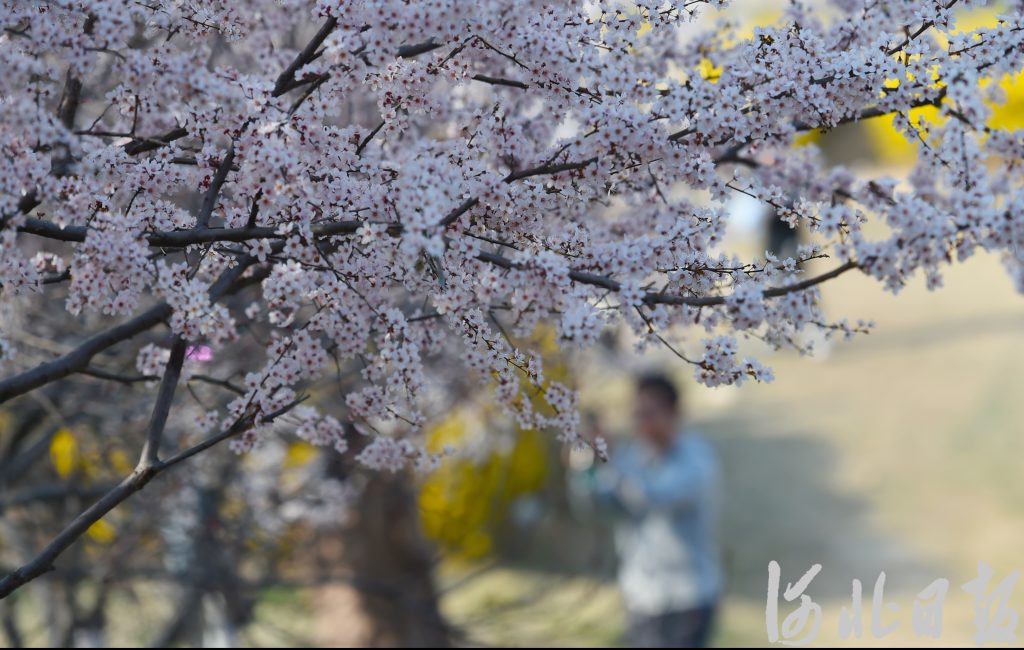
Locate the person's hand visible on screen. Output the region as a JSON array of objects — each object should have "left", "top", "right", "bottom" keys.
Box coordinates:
[
  {"left": 582, "top": 410, "right": 606, "bottom": 443},
  {"left": 564, "top": 410, "right": 607, "bottom": 470}
]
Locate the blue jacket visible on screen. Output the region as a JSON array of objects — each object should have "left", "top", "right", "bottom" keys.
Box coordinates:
[{"left": 575, "top": 430, "right": 722, "bottom": 615}]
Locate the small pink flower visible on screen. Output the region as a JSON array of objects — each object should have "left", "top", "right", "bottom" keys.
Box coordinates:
[{"left": 186, "top": 345, "right": 213, "bottom": 362}]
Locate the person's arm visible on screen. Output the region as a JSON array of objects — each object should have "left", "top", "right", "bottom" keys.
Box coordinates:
[
  {"left": 567, "top": 460, "right": 632, "bottom": 520},
  {"left": 614, "top": 440, "right": 717, "bottom": 515},
  {"left": 565, "top": 412, "right": 633, "bottom": 519}
]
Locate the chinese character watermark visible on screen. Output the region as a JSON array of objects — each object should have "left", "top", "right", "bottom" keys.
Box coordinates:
[{"left": 767, "top": 561, "right": 1017, "bottom": 646}]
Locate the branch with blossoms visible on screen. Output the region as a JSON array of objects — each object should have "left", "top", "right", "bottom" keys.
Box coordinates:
[
  {"left": 2, "top": 0, "right": 1024, "bottom": 599},
  {"left": 0, "top": 394, "right": 308, "bottom": 598}
]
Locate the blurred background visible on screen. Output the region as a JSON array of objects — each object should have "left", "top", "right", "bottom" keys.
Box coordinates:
[{"left": 2, "top": 1, "right": 1024, "bottom": 647}]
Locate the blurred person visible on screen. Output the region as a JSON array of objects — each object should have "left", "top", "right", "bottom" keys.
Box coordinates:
[{"left": 570, "top": 373, "right": 722, "bottom": 648}]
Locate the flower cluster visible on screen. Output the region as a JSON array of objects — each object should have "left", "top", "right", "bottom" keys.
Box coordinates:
[
  {"left": 293, "top": 406, "right": 349, "bottom": 453},
  {"left": 1, "top": 0, "right": 1023, "bottom": 472},
  {"left": 694, "top": 336, "right": 775, "bottom": 388},
  {"left": 156, "top": 263, "right": 237, "bottom": 343},
  {"left": 356, "top": 435, "right": 442, "bottom": 473}
]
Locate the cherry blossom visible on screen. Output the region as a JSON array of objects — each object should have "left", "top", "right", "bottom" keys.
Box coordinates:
[{"left": 2, "top": 0, "right": 1024, "bottom": 598}]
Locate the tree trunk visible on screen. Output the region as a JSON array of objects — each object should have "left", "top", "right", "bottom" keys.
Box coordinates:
[{"left": 316, "top": 468, "right": 449, "bottom": 648}]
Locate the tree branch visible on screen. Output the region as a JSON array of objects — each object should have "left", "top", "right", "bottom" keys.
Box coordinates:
[
  {"left": 0, "top": 484, "right": 114, "bottom": 515},
  {"left": 79, "top": 366, "right": 156, "bottom": 384},
  {"left": 0, "top": 303, "right": 173, "bottom": 406},
  {"left": 397, "top": 40, "right": 441, "bottom": 58},
  {"left": 56, "top": 72, "right": 82, "bottom": 131},
  {"left": 195, "top": 147, "right": 235, "bottom": 229},
  {"left": 475, "top": 250, "right": 860, "bottom": 307},
  {"left": 17, "top": 217, "right": 373, "bottom": 248},
  {"left": 272, "top": 17, "right": 339, "bottom": 97},
  {"left": 0, "top": 256, "right": 254, "bottom": 407},
  {"left": 0, "top": 398, "right": 303, "bottom": 600},
  {"left": 122, "top": 127, "right": 189, "bottom": 156},
  {"left": 138, "top": 337, "right": 188, "bottom": 469}
]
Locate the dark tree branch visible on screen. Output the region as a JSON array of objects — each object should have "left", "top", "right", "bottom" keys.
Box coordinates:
[
  {"left": 885, "top": 0, "right": 959, "bottom": 56},
  {"left": 57, "top": 72, "right": 82, "bottom": 131},
  {"left": 0, "top": 256, "right": 254, "bottom": 407},
  {"left": 502, "top": 157, "right": 598, "bottom": 183},
  {"left": 80, "top": 366, "right": 156, "bottom": 384},
  {"left": 475, "top": 250, "right": 860, "bottom": 307},
  {"left": 196, "top": 147, "right": 235, "bottom": 229},
  {"left": 188, "top": 374, "right": 246, "bottom": 395},
  {"left": 356, "top": 121, "right": 385, "bottom": 156},
  {"left": 397, "top": 40, "right": 441, "bottom": 58},
  {"left": 138, "top": 337, "right": 188, "bottom": 469},
  {"left": 472, "top": 74, "right": 529, "bottom": 90},
  {"left": 272, "top": 17, "right": 338, "bottom": 97},
  {"left": 122, "top": 127, "right": 188, "bottom": 155},
  {"left": 0, "top": 303, "right": 173, "bottom": 406},
  {"left": 0, "top": 399, "right": 303, "bottom": 600},
  {"left": 0, "top": 472, "right": 157, "bottom": 599},
  {"left": 0, "top": 484, "right": 114, "bottom": 515},
  {"left": 274, "top": 31, "right": 443, "bottom": 98},
  {"left": 670, "top": 87, "right": 948, "bottom": 142},
  {"left": 17, "top": 217, "right": 375, "bottom": 247}
]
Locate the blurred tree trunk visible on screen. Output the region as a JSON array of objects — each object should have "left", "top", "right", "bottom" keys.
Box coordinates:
[{"left": 317, "top": 461, "right": 449, "bottom": 648}]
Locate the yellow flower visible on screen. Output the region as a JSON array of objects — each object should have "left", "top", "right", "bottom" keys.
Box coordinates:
[
  {"left": 86, "top": 519, "right": 116, "bottom": 544},
  {"left": 49, "top": 427, "right": 78, "bottom": 479}
]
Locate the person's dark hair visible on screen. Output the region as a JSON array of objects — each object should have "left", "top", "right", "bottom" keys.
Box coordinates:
[{"left": 636, "top": 373, "right": 680, "bottom": 410}]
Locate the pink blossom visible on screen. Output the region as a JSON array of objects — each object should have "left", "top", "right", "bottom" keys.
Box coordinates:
[{"left": 186, "top": 345, "right": 214, "bottom": 363}]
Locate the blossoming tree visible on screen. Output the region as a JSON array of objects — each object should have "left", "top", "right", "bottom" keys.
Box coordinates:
[{"left": 1, "top": 0, "right": 1023, "bottom": 600}]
